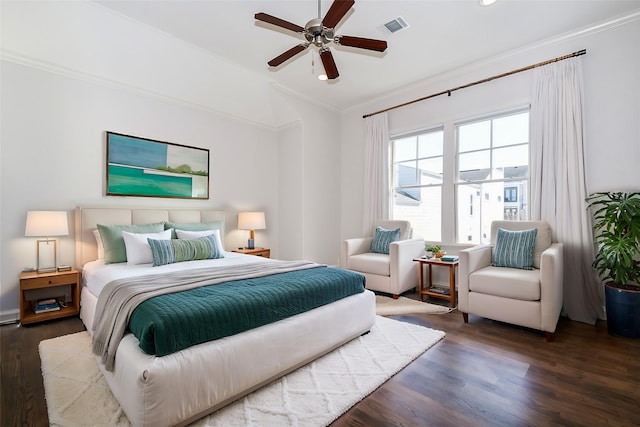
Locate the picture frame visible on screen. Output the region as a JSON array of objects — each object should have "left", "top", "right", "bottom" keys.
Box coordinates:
[{"left": 106, "top": 131, "right": 209, "bottom": 199}]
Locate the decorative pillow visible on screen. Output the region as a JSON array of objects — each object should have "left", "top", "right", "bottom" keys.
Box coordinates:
[
  {"left": 370, "top": 227, "right": 401, "bottom": 254},
  {"left": 122, "top": 229, "right": 172, "bottom": 265},
  {"left": 93, "top": 229, "right": 105, "bottom": 261},
  {"left": 164, "top": 221, "right": 224, "bottom": 239},
  {"left": 148, "top": 234, "right": 224, "bottom": 266},
  {"left": 492, "top": 228, "right": 538, "bottom": 270},
  {"left": 97, "top": 223, "right": 165, "bottom": 264},
  {"left": 175, "top": 229, "right": 224, "bottom": 251}
]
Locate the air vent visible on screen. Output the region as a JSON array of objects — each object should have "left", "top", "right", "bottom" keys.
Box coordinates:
[{"left": 382, "top": 17, "right": 409, "bottom": 34}]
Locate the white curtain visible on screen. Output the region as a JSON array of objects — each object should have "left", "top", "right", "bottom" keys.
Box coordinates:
[
  {"left": 363, "top": 113, "right": 390, "bottom": 236},
  {"left": 530, "top": 58, "right": 604, "bottom": 324}
]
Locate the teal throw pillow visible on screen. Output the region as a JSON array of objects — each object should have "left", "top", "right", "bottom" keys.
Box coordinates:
[
  {"left": 164, "top": 221, "right": 224, "bottom": 239},
  {"left": 97, "top": 223, "right": 165, "bottom": 264},
  {"left": 148, "top": 234, "right": 224, "bottom": 267},
  {"left": 370, "top": 227, "right": 401, "bottom": 254},
  {"left": 492, "top": 228, "right": 538, "bottom": 270}
]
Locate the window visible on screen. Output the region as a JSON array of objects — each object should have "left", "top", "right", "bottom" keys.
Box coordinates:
[
  {"left": 456, "top": 110, "right": 529, "bottom": 244},
  {"left": 391, "top": 129, "right": 443, "bottom": 241}
]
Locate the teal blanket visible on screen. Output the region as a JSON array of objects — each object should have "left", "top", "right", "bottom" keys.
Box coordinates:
[{"left": 128, "top": 266, "right": 365, "bottom": 356}]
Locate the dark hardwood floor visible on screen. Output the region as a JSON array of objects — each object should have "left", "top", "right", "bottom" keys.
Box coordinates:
[{"left": 2, "top": 296, "right": 640, "bottom": 427}]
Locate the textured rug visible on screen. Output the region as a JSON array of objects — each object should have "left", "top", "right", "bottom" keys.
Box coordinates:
[
  {"left": 375, "top": 295, "right": 454, "bottom": 316},
  {"left": 40, "top": 316, "right": 445, "bottom": 427}
]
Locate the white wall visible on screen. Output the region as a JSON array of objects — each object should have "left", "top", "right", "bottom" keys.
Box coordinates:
[
  {"left": 0, "top": 60, "right": 280, "bottom": 319},
  {"left": 0, "top": 0, "right": 343, "bottom": 320},
  {"left": 340, "top": 16, "right": 640, "bottom": 247}
]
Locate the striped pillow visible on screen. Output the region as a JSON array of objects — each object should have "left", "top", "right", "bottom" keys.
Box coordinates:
[
  {"left": 148, "top": 234, "right": 224, "bottom": 267},
  {"left": 492, "top": 228, "right": 538, "bottom": 270},
  {"left": 370, "top": 227, "right": 401, "bottom": 254}
]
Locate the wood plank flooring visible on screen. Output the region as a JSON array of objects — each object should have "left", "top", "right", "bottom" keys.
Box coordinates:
[{"left": 2, "top": 297, "right": 639, "bottom": 426}]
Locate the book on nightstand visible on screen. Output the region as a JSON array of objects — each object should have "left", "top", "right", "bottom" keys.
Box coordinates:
[
  {"left": 440, "top": 255, "right": 459, "bottom": 262},
  {"left": 34, "top": 298, "right": 61, "bottom": 313}
]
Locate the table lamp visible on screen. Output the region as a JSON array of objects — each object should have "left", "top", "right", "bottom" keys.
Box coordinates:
[
  {"left": 238, "top": 212, "right": 266, "bottom": 249},
  {"left": 25, "top": 211, "right": 69, "bottom": 273}
]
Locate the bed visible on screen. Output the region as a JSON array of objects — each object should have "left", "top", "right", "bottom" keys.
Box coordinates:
[{"left": 75, "top": 206, "right": 376, "bottom": 427}]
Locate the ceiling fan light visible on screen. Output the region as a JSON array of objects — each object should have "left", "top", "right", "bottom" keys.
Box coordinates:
[
  {"left": 479, "top": 0, "right": 497, "bottom": 5},
  {"left": 318, "top": 74, "right": 328, "bottom": 81}
]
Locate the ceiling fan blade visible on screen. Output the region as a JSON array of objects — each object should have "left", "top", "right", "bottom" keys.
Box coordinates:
[
  {"left": 322, "top": 0, "right": 355, "bottom": 29},
  {"left": 320, "top": 49, "right": 339, "bottom": 80},
  {"left": 255, "top": 12, "right": 304, "bottom": 33},
  {"left": 267, "top": 44, "right": 308, "bottom": 67},
  {"left": 335, "top": 35, "right": 387, "bottom": 52}
]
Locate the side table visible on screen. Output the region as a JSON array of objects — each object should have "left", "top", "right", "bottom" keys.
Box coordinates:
[
  {"left": 231, "top": 247, "right": 271, "bottom": 258},
  {"left": 413, "top": 257, "right": 458, "bottom": 307}
]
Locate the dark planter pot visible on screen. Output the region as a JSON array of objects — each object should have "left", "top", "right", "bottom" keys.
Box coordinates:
[{"left": 605, "top": 283, "right": 640, "bottom": 338}]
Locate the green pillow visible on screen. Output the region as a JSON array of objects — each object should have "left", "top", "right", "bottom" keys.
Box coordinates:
[
  {"left": 97, "top": 223, "right": 165, "bottom": 264},
  {"left": 148, "top": 234, "right": 224, "bottom": 266},
  {"left": 370, "top": 227, "right": 401, "bottom": 254},
  {"left": 492, "top": 228, "right": 538, "bottom": 270},
  {"left": 164, "top": 221, "right": 224, "bottom": 239}
]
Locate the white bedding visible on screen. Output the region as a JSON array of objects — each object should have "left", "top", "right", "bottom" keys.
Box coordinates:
[
  {"left": 82, "top": 251, "right": 270, "bottom": 307},
  {"left": 75, "top": 206, "right": 376, "bottom": 426}
]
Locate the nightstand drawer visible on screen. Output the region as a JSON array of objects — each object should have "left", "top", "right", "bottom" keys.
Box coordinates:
[{"left": 20, "top": 274, "right": 76, "bottom": 290}]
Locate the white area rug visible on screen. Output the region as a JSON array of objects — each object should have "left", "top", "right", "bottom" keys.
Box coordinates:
[
  {"left": 40, "top": 316, "right": 445, "bottom": 427},
  {"left": 375, "top": 295, "right": 454, "bottom": 316}
]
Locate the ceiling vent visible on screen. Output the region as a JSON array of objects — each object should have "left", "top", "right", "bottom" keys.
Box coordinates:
[{"left": 381, "top": 17, "right": 409, "bottom": 35}]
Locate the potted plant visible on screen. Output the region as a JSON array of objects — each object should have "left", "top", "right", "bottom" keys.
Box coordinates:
[
  {"left": 425, "top": 244, "right": 445, "bottom": 259},
  {"left": 587, "top": 191, "right": 640, "bottom": 338}
]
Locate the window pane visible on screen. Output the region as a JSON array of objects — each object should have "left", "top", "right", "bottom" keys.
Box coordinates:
[
  {"left": 494, "top": 112, "right": 529, "bottom": 147},
  {"left": 456, "top": 180, "right": 529, "bottom": 244},
  {"left": 458, "top": 121, "right": 490, "bottom": 152},
  {"left": 458, "top": 150, "right": 490, "bottom": 180},
  {"left": 418, "top": 131, "right": 443, "bottom": 158},
  {"left": 393, "top": 186, "right": 441, "bottom": 241},
  {"left": 418, "top": 158, "right": 443, "bottom": 183},
  {"left": 394, "top": 136, "right": 416, "bottom": 162},
  {"left": 493, "top": 145, "right": 528, "bottom": 170}
]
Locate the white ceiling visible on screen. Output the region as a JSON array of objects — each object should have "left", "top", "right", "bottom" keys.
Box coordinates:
[{"left": 95, "top": 0, "right": 640, "bottom": 111}]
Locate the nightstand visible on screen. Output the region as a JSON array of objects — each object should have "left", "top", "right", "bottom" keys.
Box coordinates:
[
  {"left": 232, "top": 247, "right": 271, "bottom": 258},
  {"left": 19, "top": 269, "right": 80, "bottom": 324}
]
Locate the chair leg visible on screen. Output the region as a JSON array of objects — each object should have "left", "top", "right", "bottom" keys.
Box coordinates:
[
  {"left": 545, "top": 331, "right": 553, "bottom": 342},
  {"left": 461, "top": 312, "right": 468, "bottom": 323}
]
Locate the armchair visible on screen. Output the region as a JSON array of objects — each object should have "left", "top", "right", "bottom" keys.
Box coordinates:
[
  {"left": 341, "top": 220, "right": 424, "bottom": 298},
  {"left": 458, "top": 220, "right": 563, "bottom": 341}
]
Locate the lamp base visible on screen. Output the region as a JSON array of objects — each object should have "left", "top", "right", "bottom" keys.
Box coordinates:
[{"left": 247, "top": 239, "right": 255, "bottom": 249}]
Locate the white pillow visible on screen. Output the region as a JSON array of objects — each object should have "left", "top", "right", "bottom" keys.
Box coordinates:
[
  {"left": 93, "top": 229, "right": 105, "bottom": 261},
  {"left": 176, "top": 229, "right": 224, "bottom": 251},
  {"left": 122, "top": 229, "right": 172, "bottom": 265}
]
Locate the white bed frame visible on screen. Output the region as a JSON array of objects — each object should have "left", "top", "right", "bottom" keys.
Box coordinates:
[{"left": 75, "top": 206, "right": 376, "bottom": 427}]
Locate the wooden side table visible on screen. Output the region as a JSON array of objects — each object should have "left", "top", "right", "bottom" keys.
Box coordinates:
[
  {"left": 19, "top": 269, "right": 80, "bottom": 324},
  {"left": 414, "top": 257, "right": 458, "bottom": 307},
  {"left": 231, "top": 247, "right": 271, "bottom": 258}
]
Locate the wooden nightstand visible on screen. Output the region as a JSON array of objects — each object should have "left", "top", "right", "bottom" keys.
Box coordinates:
[
  {"left": 19, "top": 269, "right": 80, "bottom": 325},
  {"left": 232, "top": 247, "right": 271, "bottom": 258}
]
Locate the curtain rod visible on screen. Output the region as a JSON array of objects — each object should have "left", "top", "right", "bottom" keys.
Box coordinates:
[{"left": 363, "top": 49, "right": 587, "bottom": 119}]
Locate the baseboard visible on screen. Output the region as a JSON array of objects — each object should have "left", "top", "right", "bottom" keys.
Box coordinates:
[{"left": 0, "top": 310, "right": 19, "bottom": 325}]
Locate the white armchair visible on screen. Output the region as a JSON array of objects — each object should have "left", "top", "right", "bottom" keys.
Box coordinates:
[
  {"left": 341, "top": 220, "right": 424, "bottom": 298},
  {"left": 458, "top": 220, "right": 563, "bottom": 341}
]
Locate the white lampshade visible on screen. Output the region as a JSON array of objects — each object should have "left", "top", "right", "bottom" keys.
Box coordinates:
[
  {"left": 238, "top": 212, "right": 266, "bottom": 231},
  {"left": 25, "top": 211, "right": 69, "bottom": 237}
]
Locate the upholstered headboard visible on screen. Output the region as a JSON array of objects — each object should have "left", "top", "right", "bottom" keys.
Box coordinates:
[{"left": 75, "top": 206, "right": 226, "bottom": 269}]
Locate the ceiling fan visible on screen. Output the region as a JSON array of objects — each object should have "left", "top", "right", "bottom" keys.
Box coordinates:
[{"left": 255, "top": 0, "right": 387, "bottom": 80}]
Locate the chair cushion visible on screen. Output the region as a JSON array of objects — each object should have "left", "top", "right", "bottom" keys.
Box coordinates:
[
  {"left": 469, "top": 266, "right": 541, "bottom": 301},
  {"left": 347, "top": 252, "right": 391, "bottom": 276},
  {"left": 491, "top": 221, "right": 552, "bottom": 269},
  {"left": 492, "top": 228, "right": 538, "bottom": 270},
  {"left": 373, "top": 220, "right": 412, "bottom": 240},
  {"left": 370, "top": 227, "right": 400, "bottom": 254}
]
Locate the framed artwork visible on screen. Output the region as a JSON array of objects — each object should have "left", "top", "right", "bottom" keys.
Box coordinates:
[{"left": 106, "top": 132, "right": 209, "bottom": 199}]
